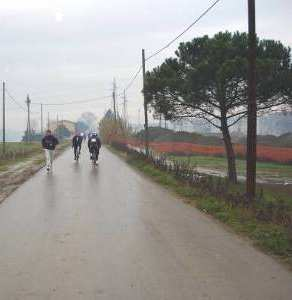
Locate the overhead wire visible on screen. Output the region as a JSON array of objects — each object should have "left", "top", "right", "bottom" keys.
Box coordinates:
[
  {"left": 6, "top": 89, "right": 41, "bottom": 115},
  {"left": 121, "top": 0, "right": 221, "bottom": 93},
  {"left": 5, "top": 89, "right": 26, "bottom": 111},
  {"left": 145, "top": 0, "right": 221, "bottom": 61},
  {"left": 31, "top": 94, "right": 112, "bottom": 106},
  {"left": 5, "top": 1, "right": 221, "bottom": 110},
  {"left": 123, "top": 65, "right": 143, "bottom": 93}
]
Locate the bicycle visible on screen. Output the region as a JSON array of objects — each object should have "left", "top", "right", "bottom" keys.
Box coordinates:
[
  {"left": 74, "top": 145, "right": 81, "bottom": 161},
  {"left": 90, "top": 147, "right": 99, "bottom": 166}
]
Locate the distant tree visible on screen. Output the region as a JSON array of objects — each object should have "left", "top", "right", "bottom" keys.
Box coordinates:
[
  {"left": 75, "top": 120, "right": 89, "bottom": 133},
  {"left": 99, "top": 109, "right": 131, "bottom": 144},
  {"left": 55, "top": 125, "right": 70, "bottom": 139},
  {"left": 145, "top": 31, "right": 292, "bottom": 183},
  {"left": 80, "top": 112, "right": 97, "bottom": 130},
  {"left": 22, "top": 130, "right": 42, "bottom": 142}
]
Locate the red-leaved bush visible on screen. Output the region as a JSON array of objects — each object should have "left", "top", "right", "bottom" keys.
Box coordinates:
[{"left": 115, "top": 138, "right": 292, "bottom": 164}]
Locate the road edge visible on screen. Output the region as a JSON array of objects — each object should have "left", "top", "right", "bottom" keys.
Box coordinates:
[
  {"left": 0, "top": 142, "right": 70, "bottom": 205},
  {"left": 107, "top": 145, "right": 292, "bottom": 271}
]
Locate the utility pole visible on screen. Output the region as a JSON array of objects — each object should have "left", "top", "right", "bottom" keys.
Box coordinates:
[
  {"left": 26, "top": 95, "right": 31, "bottom": 142},
  {"left": 138, "top": 108, "right": 141, "bottom": 129},
  {"left": 2, "top": 82, "right": 5, "bottom": 153},
  {"left": 123, "top": 89, "right": 127, "bottom": 121},
  {"left": 41, "top": 103, "right": 43, "bottom": 135},
  {"left": 112, "top": 78, "right": 117, "bottom": 121},
  {"left": 142, "top": 49, "right": 149, "bottom": 156},
  {"left": 246, "top": 0, "right": 257, "bottom": 200},
  {"left": 47, "top": 112, "right": 50, "bottom": 130},
  {"left": 56, "top": 114, "right": 59, "bottom": 139},
  {"left": 61, "top": 116, "right": 64, "bottom": 141}
]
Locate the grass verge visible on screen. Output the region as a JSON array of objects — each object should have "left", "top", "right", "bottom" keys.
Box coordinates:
[
  {"left": 110, "top": 146, "right": 292, "bottom": 269},
  {"left": 0, "top": 140, "right": 71, "bottom": 204},
  {"left": 0, "top": 141, "right": 70, "bottom": 170},
  {"left": 169, "top": 154, "right": 292, "bottom": 180},
  {"left": 0, "top": 142, "right": 43, "bottom": 170}
]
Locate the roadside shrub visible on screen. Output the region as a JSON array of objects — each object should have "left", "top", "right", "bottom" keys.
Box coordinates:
[
  {"left": 0, "top": 143, "right": 41, "bottom": 162},
  {"left": 252, "top": 225, "right": 292, "bottom": 256},
  {"left": 111, "top": 141, "right": 292, "bottom": 228}
]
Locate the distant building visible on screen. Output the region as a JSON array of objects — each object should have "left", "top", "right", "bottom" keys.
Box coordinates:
[{"left": 49, "top": 120, "right": 76, "bottom": 135}]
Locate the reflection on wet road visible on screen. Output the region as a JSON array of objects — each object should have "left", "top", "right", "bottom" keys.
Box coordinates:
[{"left": 0, "top": 148, "right": 291, "bottom": 300}]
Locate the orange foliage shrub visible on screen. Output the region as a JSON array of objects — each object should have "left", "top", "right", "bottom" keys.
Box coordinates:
[{"left": 117, "top": 138, "right": 292, "bottom": 164}]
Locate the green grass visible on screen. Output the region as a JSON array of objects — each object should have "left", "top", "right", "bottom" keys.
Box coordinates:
[
  {"left": 0, "top": 141, "right": 70, "bottom": 171},
  {"left": 0, "top": 142, "right": 42, "bottom": 158},
  {"left": 0, "top": 142, "right": 43, "bottom": 169},
  {"left": 112, "top": 148, "right": 292, "bottom": 268},
  {"left": 169, "top": 154, "right": 292, "bottom": 179}
]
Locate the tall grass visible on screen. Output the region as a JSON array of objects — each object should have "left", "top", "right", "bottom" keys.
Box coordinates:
[{"left": 0, "top": 142, "right": 42, "bottom": 161}]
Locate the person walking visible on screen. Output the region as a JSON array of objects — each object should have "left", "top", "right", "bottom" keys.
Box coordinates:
[{"left": 41, "top": 129, "right": 59, "bottom": 172}]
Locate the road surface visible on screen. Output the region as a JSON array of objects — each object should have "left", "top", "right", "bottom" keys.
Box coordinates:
[{"left": 0, "top": 148, "right": 291, "bottom": 300}]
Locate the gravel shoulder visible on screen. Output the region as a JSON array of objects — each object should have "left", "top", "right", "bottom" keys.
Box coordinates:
[{"left": 0, "top": 144, "right": 70, "bottom": 204}]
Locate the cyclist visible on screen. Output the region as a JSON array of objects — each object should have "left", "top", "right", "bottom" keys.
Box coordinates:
[
  {"left": 87, "top": 132, "right": 101, "bottom": 161},
  {"left": 72, "top": 132, "right": 83, "bottom": 160}
]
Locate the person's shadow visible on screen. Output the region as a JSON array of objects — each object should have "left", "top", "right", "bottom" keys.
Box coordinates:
[
  {"left": 90, "top": 164, "right": 99, "bottom": 182},
  {"left": 73, "top": 161, "right": 80, "bottom": 173}
]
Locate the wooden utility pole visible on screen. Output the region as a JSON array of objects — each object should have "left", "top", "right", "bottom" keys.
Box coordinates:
[
  {"left": 47, "top": 112, "right": 50, "bottom": 130},
  {"left": 138, "top": 108, "right": 141, "bottom": 129},
  {"left": 56, "top": 114, "right": 59, "bottom": 139},
  {"left": 142, "top": 49, "right": 149, "bottom": 156},
  {"left": 112, "top": 78, "right": 117, "bottom": 121},
  {"left": 41, "top": 103, "right": 43, "bottom": 135},
  {"left": 26, "top": 95, "right": 31, "bottom": 142},
  {"left": 246, "top": 0, "right": 257, "bottom": 200},
  {"left": 2, "top": 82, "right": 5, "bottom": 153},
  {"left": 123, "top": 89, "right": 127, "bottom": 121}
]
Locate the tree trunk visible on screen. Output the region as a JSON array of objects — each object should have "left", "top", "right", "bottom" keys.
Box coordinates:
[{"left": 221, "top": 116, "right": 238, "bottom": 184}]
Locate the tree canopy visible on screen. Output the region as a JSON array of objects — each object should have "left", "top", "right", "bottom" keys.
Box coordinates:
[{"left": 145, "top": 31, "right": 292, "bottom": 182}]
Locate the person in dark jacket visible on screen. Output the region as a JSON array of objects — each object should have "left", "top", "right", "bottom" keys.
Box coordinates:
[
  {"left": 72, "top": 132, "right": 83, "bottom": 160},
  {"left": 87, "top": 132, "right": 101, "bottom": 160},
  {"left": 41, "top": 129, "right": 59, "bottom": 171}
]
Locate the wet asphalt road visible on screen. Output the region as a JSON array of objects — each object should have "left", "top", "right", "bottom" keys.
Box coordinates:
[{"left": 0, "top": 148, "right": 291, "bottom": 300}]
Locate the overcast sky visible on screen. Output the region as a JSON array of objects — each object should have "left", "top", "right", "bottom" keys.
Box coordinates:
[{"left": 1, "top": 0, "right": 292, "bottom": 132}]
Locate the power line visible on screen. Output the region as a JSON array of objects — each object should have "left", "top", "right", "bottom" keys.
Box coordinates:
[
  {"left": 29, "top": 85, "right": 107, "bottom": 98},
  {"left": 5, "top": 89, "right": 26, "bottom": 111},
  {"left": 121, "top": 0, "right": 221, "bottom": 93},
  {"left": 4, "top": 1, "right": 221, "bottom": 113},
  {"left": 123, "top": 65, "right": 143, "bottom": 93},
  {"left": 146, "top": 0, "right": 221, "bottom": 61},
  {"left": 31, "top": 94, "right": 112, "bottom": 106},
  {"left": 6, "top": 89, "right": 40, "bottom": 114}
]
